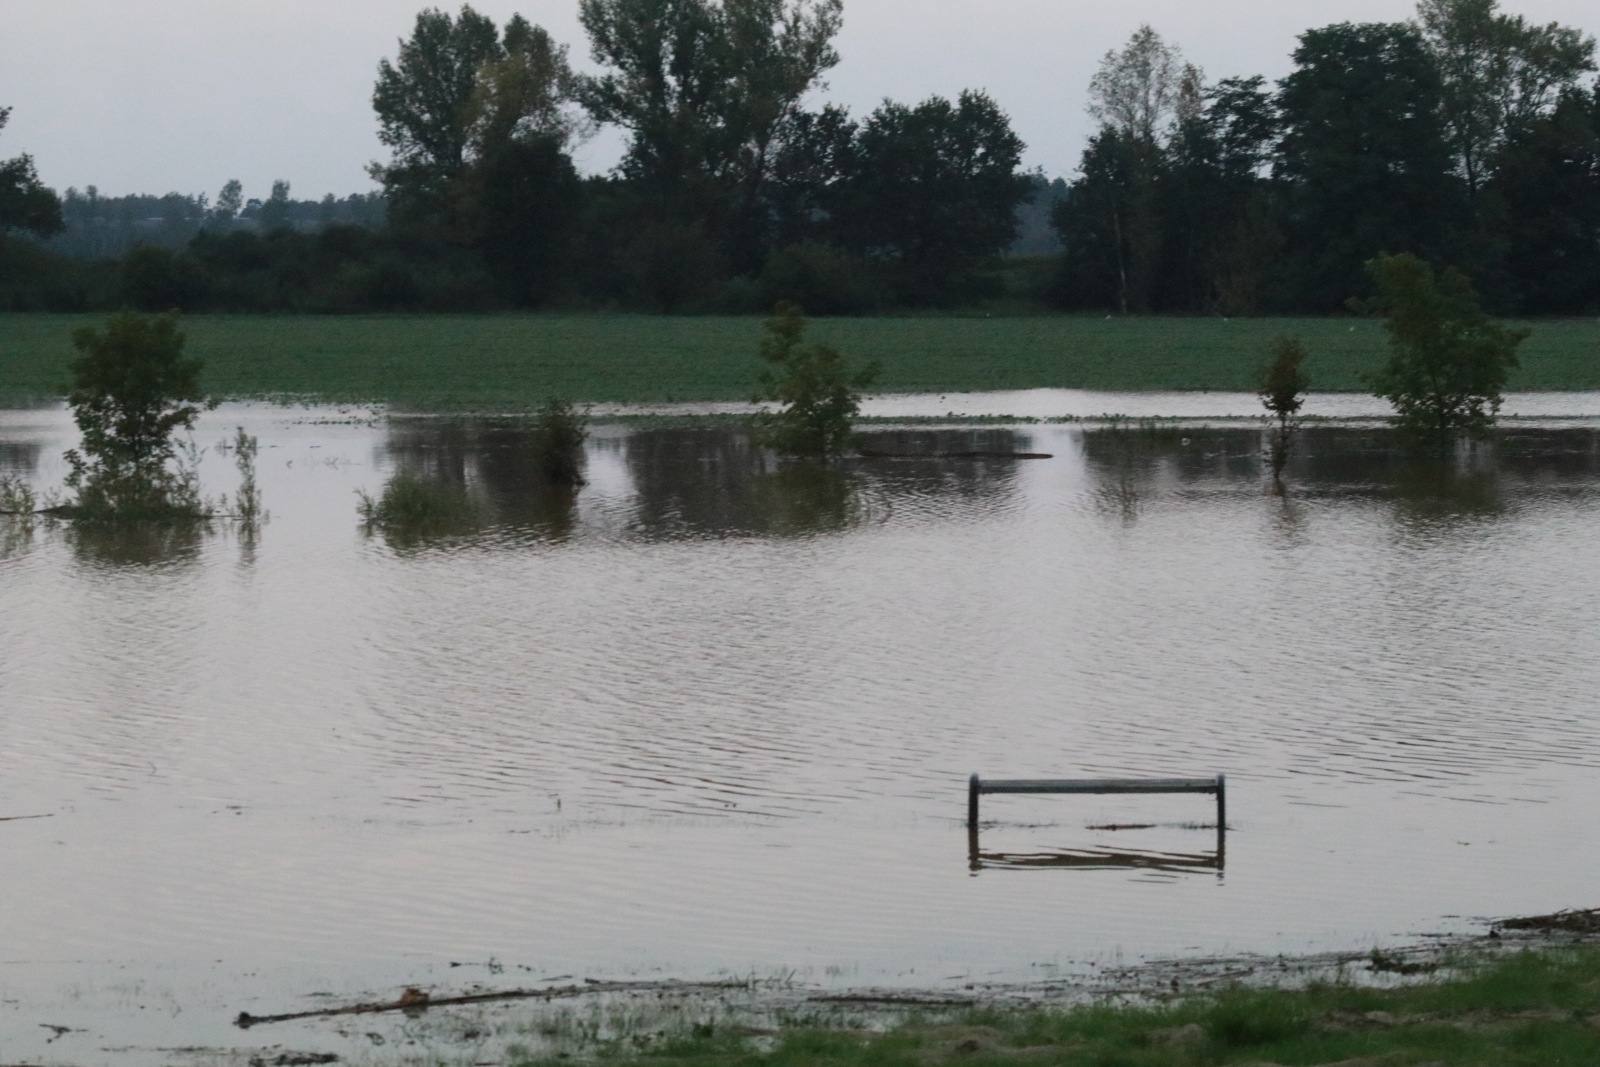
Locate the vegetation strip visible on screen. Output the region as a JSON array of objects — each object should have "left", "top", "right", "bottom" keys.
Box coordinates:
[
  {"left": 496, "top": 944, "right": 1600, "bottom": 1067},
  {"left": 3, "top": 314, "right": 1597, "bottom": 410}
]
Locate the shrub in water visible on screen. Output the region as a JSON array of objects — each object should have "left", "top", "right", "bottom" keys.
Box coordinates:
[
  {"left": 1356, "top": 253, "right": 1527, "bottom": 450},
  {"left": 63, "top": 310, "right": 210, "bottom": 521},
  {"left": 530, "top": 398, "right": 588, "bottom": 486},
  {"left": 752, "top": 302, "right": 878, "bottom": 458},
  {"left": 1258, "top": 334, "right": 1310, "bottom": 487},
  {"left": 357, "top": 468, "right": 480, "bottom": 546}
]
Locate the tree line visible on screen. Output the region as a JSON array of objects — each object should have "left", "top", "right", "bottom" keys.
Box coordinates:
[
  {"left": 1, "top": 0, "right": 1596, "bottom": 316},
  {"left": 1057, "top": 2, "right": 1599, "bottom": 316}
]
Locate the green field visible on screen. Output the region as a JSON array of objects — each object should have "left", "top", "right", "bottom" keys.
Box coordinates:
[{"left": 2, "top": 313, "right": 1596, "bottom": 410}]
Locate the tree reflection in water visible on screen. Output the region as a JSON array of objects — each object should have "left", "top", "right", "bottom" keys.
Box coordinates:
[
  {"left": 66, "top": 517, "right": 206, "bottom": 568},
  {"left": 1076, "top": 424, "right": 1600, "bottom": 529}
]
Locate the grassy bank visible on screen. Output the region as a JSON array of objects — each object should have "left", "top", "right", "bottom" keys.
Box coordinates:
[
  {"left": 506, "top": 947, "right": 1600, "bottom": 1067},
  {"left": 2, "top": 313, "right": 1596, "bottom": 410}
]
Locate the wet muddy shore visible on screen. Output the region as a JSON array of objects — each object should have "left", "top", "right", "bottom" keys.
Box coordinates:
[{"left": 11, "top": 915, "right": 1597, "bottom": 1067}]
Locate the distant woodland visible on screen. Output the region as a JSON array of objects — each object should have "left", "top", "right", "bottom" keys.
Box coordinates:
[{"left": 0, "top": 0, "right": 1596, "bottom": 316}]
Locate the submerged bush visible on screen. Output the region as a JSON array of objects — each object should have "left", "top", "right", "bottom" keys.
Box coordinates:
[
  {"left": 0, "top": 473, "right": 37, "bottom": 515},
  {"left": 1258, "top": 334, "right": 1310, "bottom": 487},
  {"left": 752, "top": 302, "right": 878, "bottom": 458},
  {"left": 358, "top": 467, "right": 480, "bottom": 545},
  {"left": 62, "top": 310, "right": 211, "bottom": 521},
  {"left": 1357, "top": 253, "right": 1527, "bottom": 450},
  {"left": 224, "top": 426, "right": 264, "bottom": 526},
  {"left": 530, "top": 399, "right": 588, "bottom": 486}
]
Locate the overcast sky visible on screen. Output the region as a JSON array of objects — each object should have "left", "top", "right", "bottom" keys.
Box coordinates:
[{"left": 2, "top": 0, "right": 1594, "bottom": 202}]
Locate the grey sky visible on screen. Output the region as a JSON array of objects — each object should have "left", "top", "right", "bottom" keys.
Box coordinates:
[{"left": 2, "top": 0, "right": 1594, "bottom": 202}]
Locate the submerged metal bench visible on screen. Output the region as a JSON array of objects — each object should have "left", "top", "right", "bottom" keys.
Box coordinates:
[{"left": 967, "top": 773, "right": 1226, "bottom": 830}]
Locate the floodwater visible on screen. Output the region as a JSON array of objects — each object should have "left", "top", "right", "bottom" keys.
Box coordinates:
[{"left": 3, "top": 398, "right": 1600, "bottom": 1063}]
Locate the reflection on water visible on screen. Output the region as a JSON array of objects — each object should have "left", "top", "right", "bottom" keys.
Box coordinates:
[
  {"left": 0, "top": 439, "right": 41, "bottom": 475},
  {"left": 621, "top": 428, "right": 877, "bottom": 538},
  {"left": 65, "top": 516, "right": 209, "bottom": 568},
  {"left": 4, "top": 408, "right": 1600, "bottom": 1062},
  {"left": 1081, "top": 424, "right": 1600, "bottom": 527},
  {"left": 968, "top": 824, "right": 1225, "bottom": 876},
  {"left": 970, "top": 844, "right": 1225, "bottom": 875}
]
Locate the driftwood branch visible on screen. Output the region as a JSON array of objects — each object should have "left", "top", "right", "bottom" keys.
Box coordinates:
[
  {"left": 235, "top": 978, "right": 750, "bottom": 1029},
  {"left": 809, "top": 993, "right": 976, "bottom": 1006},
  {"left": 0, "top": 814, "right": 53, "bottom": 822}
]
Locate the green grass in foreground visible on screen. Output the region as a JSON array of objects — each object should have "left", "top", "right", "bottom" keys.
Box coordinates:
[
  {"left": 510, "top": 948, "right": 1600, "bottom": 1067},
  {"left": 2, "top": 313, "right": 1597, "bottom": 410}
]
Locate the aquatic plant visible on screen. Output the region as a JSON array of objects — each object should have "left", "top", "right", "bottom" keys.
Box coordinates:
[
  {"left": 0, "top": 473, "right": 36, "bottom": 515},
  {"left": 752, "top": 303, "right": 878, "bottom": 458},
  {"left": 227, "top": 426, "right": 264, "bottom": 524}
]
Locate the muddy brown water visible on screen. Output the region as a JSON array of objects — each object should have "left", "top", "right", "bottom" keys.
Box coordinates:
[{"left": 3, "top": 400, "right": 1600, "bottom": 1064}]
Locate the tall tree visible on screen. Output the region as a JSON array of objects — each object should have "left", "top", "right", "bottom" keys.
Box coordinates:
[
  {"left": 258, "top": 180, "right": 292, "bottom": 231},
  {"left": 1485, "top": 86, "right": 1600, "bottom": 313},
  {"left": 833, "top": 90, "right": 1030, "bottom": 304},
  {"left": 762, "top": 103, "right": 857, "bottom": 249},
  {"left": 467, "top": 15, "right": 591, "bottom": 159},
  {"left": 210, "top": 179, "right": 243, "bottom": 226},
  {"left": 1276, "top": 23, "right": 1463, "bottom": 310},
  {"left": 577, "top": 0, "right": 843, "bottom": 266},
  {"left": 373, "top": 4, "right": 587, "bottom": 298},
  {"left": 1052, "top": 126, "right": 1150, "bottom": 312},
  {"left": 463, "top": 134, "right": 584, "bottom": 306},
  {"left": 1154, "top": 80, "right": 1274, "bottom": 314},
  {"left": 1417, "top": 0, "right": 1596, "bottom": 199},
  {"left": 1070, "top": 26, "right": 1200, "bottom": 313},
  {"left": 0, "top": 107, "right": 63, "bottom": 238},
  {"left": 1086, "top": 25, "right": 1199, "bottom": 147},
  {"left": 371, "top": 5, "right": 504, "bottom": 218}
]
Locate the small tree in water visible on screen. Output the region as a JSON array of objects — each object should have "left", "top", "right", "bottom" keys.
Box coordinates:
[
  {"left": 64, "top": 311, "right": 210, "bottom": 520},
  {"left": 530, "top": 398, "right": 588, "bottom": 486},
  {"left": 1357, "top": 253, "right": 1527, "bottom": 451},
  {"left": 1258, "top": 335, "right": 1310, "bottom": 489},
  {"left": 753, "top": 302, "right": 878, "bottom": 457}
]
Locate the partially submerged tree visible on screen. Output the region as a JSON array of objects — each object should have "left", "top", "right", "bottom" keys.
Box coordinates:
[
  {"left": 530, "top": 398, "right": 589, "bottom": 486},
  {"left": 1258, "top": 336, "right": 1311, "bottom": 488},
  {"left": 357, "top": 467, "right": 482, "bottom": 547},
  {"left": 63, "top": 311, "right": 210, "bottom": 519},
  {"left": 1357, "top": 252, "right": 1527, "bottom": 448},
  {"left": 752, "top": 302, "right": 876, "bottom": 457}
]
